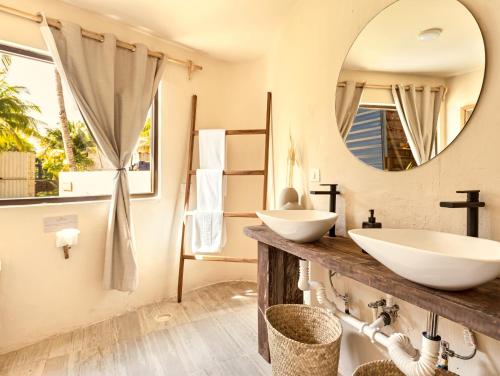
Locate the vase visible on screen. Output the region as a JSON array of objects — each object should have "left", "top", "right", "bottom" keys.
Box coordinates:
[{"left": 278, "top": 187, "right": 301, "bottom": 209}]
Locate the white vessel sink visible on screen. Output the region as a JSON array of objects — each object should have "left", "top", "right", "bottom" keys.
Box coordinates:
[
  {"left": 257, "top": 210, "right": 338, "bottom": 243},
  {"left": 349, "top": 228, "right": 500, "bottom": 291}
]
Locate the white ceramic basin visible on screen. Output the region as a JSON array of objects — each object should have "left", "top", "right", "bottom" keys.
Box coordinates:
[
  {"left": 257, "top": 210, "right": 338, "bottom": 243},
  {"left": 349, "top": 228, "right": 500, "bottom": 291}
]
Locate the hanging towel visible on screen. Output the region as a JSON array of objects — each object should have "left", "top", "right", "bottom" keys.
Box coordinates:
[
  {"left": 192, "top": 168, "right": 226, "bottom": 253},
  {"left": 196, "top": 169, "right": 223, "bottom": 210},
  {"left": 199, "top": 129, "right": 226, "bottom": 169},
  {"left": 192, "top": 211, "right": 224, "bottom": 253}
]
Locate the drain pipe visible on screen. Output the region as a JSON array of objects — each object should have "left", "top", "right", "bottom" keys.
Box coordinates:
[
  {"left": 298, "top": 260, "right": 440, "bottom": 376},
  {"left": 388, "top": 333, "right": 440, "bottom": 376},
  {"left": 299, "top": 260, "right": 391, "bottom": 347}
]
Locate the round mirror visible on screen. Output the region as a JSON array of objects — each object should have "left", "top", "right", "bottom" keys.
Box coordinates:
[{"left": 336, "top": 0, "right": 485, "bottom": 171}]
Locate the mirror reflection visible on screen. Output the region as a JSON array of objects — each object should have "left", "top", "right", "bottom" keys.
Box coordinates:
[{"left": 336, "top": 0, "right": 485, "bottom": 171}]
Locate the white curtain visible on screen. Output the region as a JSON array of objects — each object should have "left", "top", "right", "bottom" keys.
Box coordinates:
[
  {"left": 41, "top": 19, "right": 165, "bottom": 291},
  {"left": 392, "top": 84, "right": 445, "bottom": 166},
  {"left": 336, "top": 81, "right": 365, "bottom": 140}
]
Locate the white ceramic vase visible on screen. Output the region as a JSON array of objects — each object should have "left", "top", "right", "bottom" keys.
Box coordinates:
[{"left": 278, "top": 187, "right": 303, "bottom": 210}]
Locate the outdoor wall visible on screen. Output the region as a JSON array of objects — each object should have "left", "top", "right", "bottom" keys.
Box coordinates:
[
  {"left": 0, "top": 0, "right": 265, "bottom": 352},
  {"left": 58, "top": 171, "right": 152, "bottom": 196},
  {"left": 0, "top": 151, "right": 35, "bottom": 198},
  {"left": 265, "top": 0, "right": 500, "bottom": 375}
]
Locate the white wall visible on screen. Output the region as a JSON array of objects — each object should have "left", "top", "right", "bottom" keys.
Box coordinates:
[
  {"left": 0, "top": 0, "right": 266, "bottom": 353},
  {"left": 265, "top": 0, "right": 500, "bottom": 375},
  {"left": 58, "top": 171, "right": 152, "bottom": 196}
]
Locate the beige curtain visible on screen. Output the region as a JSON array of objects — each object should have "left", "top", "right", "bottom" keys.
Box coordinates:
[
  {"left": 41, "top": 19, "right": 165, "bottom": 291},
  {"left": 335, "top": 81, "right": 365, "bottom": 140},
  {"left": 392, "top": 84, "right": 445, "bottom": 166}
]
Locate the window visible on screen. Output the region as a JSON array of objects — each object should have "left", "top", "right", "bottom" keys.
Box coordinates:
[
  {"left": 0, "top": 43, "right": 157, "bottom": 204},
  {"left": 347, "top": 106, "right": 416, "bottom": 171},
  {"left": 347, "top": 107, "right": 385, "bottom": 170}
]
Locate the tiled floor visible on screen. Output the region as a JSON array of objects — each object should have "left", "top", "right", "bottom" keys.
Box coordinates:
[{"left": 0, "top": 281, "right": 270, "bottom": 376}]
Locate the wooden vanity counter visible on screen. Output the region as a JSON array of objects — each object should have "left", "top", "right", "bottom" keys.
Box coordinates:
[{"left": 244, "top": 225, "right": 500, "bottom": 361}]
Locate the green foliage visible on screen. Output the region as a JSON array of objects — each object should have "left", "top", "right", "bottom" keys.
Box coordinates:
[
  {"left": 0, "top": 123, "right": 35, "bottom": 152},
  {"left": 137, "top": 118, "right": 151, "bottom": 152},
  {"left": 38, "top": 121, "right": 97, "bottom": 179},
  {"left": 0, "top": 54, "right": 40, "bottom": 152}
]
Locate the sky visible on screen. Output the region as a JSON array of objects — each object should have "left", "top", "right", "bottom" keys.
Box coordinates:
[{"left": 5, "top": 53, "right": 83, "bottom": 130}]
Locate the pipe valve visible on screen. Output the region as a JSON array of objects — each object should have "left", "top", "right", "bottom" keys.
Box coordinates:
[{"left": 382, "top": 302, "right": 400, "bottom": 323}]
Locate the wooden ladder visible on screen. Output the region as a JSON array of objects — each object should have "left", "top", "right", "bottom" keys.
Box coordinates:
[{"left": 177, "top": 92, "right": 272, "bottom": 302}]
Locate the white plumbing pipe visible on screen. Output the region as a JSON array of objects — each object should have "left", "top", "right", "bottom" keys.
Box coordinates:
[
  {"left": 297, "top": 260, "right": 439, "bottom": 376},
  {"left": 336, "top": 309, "right": 392, "bottom": 348},
  {"left": 299, "top": 260, "right": 389, "bottom": 346},
  {"left": 298, "top": 259, "right": 311, "bottom": 291},
  {"left": 388, "top": 334, "right": 440, "bottom": 376},
  {"left": 368, "top": 316, "right": 387, "bottom": 330}
]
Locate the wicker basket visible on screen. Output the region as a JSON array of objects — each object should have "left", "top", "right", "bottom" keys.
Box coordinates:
[
  {"left": 352, "top": 360, "right": 458, "bottom": 376},
  {"left": 265, "top": 304, "right": 342, "bottom": 376}
]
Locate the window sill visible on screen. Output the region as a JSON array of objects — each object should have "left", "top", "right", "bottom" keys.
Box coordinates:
[{"left": 0, "top": 193, "right": 159, "bottom": 207}]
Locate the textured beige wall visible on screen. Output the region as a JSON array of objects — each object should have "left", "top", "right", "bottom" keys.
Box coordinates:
[
  {"left": 0, "top": 0, "right": 265, "bottom": 352},
  {"left": 266, "top": 0, "right": 500, "bottom": 375},
  {"left": 445, "top": 69, "right": 484, "bottom": 144}
]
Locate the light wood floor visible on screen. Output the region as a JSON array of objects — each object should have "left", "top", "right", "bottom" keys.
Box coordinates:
[{"left": 0, "top": 281, "right": 271, "bottom": 376}]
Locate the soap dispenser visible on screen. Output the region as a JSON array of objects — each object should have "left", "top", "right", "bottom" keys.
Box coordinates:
[
  {"left": 363, "top": 209, "right": 382, "bottom": 229},
  {"left": 361, "top": 210, "right": 381, "bottom": 254}
]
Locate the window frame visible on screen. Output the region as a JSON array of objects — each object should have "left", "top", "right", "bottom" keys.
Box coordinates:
[{"left": 0, "top": 43, "right": 159, "bottom": 206}]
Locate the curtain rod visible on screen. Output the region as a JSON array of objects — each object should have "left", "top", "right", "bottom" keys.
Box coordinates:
[
  {"left": 0, "top": 3, "right": 203, "bottom": 79},
  {"left": 337, "top": 81, "right": 444, "bottom": 93}
]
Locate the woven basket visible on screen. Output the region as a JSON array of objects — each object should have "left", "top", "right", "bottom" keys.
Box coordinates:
[
  {"left": 265, "top": 304, "right": 342, "bottom": 376},
  {"left": 352, "top": 360, "right": 458, "bottom": 376}
]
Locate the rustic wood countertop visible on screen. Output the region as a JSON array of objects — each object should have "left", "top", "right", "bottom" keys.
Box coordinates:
[{"left": 244, "top": 225, "right": 500, "bottom": 341}]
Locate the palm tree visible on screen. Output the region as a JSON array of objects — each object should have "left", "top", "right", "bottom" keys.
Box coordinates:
[
  {"left": 38, "top": 120, "right": 97, "bottom": 179},
  {"left": 0, "top": 54, "right": 40, "bottom": 152},
  {"left": 54, "top": 69, "right": 76, "bottom": 171}
]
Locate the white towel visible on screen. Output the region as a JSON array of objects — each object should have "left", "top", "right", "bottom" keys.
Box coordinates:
[
  {"left": 192, "top": 210, "right": 224, "bottom": 253},
  {"left": 196, "top": 169, "right": 223, "bottom": 210},
  {"left": 192, "top": 130, "right": 226, "bottom": 253},
  {"left": 199, "top": 129, "right": 226, "bottom": 169},
  {"left": 192, "top": 170, "right": 225, "bottom": 253}
]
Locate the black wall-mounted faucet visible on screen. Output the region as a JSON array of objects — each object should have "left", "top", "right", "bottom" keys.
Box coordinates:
[
  {"left": 310, "top": 183, "right": 341, "bottom": 237},
  {"left": 439, "top": 190, "right": 485, "bottom": 237}
]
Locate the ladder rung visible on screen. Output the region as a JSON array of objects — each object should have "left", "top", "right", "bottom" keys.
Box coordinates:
[
  {"left": 189, "top": 170, "right": 265, "bottom": 176},
  {"left": 183, "top": 255, "right": 258, "bottom": 263},
  {"left": 224, "top": 211, "right": 257, "bottom": 218},
  {"left": 193, "top": 129, "right": 266, "bottom": 135}
]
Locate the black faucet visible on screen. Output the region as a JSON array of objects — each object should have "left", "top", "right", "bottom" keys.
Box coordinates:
[
  {"left": 439, "top": 190, "right": 485, "bottom": 237},
  {"left": 310, "top": 183, "right": 341, "bottom": 237}
]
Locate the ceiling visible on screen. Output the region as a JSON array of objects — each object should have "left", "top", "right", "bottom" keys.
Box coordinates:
[
  {"left": 59, "top": 0, "right": 297, "bottom": 61},
  {"left": 343, "top": 0, "right": 485, "bottom": 77}
]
